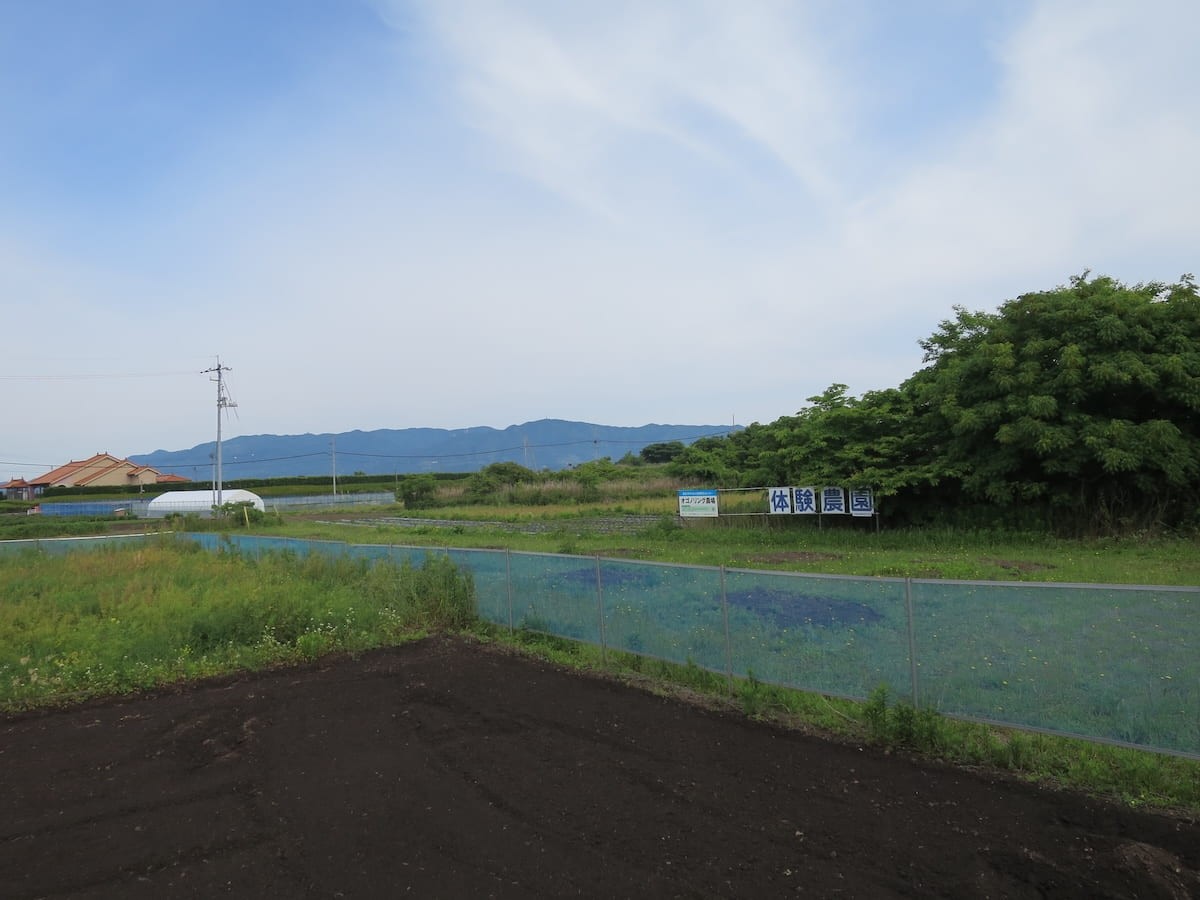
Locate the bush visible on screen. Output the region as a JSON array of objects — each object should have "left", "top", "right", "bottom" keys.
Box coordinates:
[{"left": 398, "top": 474, "right": 439, "bottom": 509}]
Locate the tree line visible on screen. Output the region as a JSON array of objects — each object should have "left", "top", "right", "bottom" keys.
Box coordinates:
[{"left": 666, "top": 274, "right": 1200, "bottom": 535}]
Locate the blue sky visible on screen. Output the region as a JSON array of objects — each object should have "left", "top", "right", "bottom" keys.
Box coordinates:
[{"left": 3, "top": 0, "right": 1198, "bottom": 474}]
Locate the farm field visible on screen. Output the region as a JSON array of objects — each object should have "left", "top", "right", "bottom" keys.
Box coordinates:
[{"left": 3, "top": 634, "right": 1197, "bottom": 899}]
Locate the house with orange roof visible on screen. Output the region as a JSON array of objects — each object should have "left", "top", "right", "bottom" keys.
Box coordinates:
[
  {"left": 1, "top": 477, "right": 37, "bottom": 501},
  {"left": 28, "top": 453, "right": 188, "bottom": 494}
]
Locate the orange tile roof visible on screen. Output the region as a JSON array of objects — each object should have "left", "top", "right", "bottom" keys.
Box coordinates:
[
  {"left": 30, "top": 453, "right": 164, "bottom": 487},
  {"left": 30, "top": 453, "right": 113, "bottom": 486}
]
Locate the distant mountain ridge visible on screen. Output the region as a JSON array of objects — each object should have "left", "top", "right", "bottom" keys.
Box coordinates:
[{"left": 131, "top": 419, "right": 735, "bottom": 480}]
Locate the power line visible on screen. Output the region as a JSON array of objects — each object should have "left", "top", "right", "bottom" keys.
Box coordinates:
[{"left": 0, "top": 371, "right": 197, "bottom": 380}]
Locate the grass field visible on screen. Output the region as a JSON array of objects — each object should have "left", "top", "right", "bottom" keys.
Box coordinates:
[{"left": 0, "top": 539, "right": 473, "bottom": 709}]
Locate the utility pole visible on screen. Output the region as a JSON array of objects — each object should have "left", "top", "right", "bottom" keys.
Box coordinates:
[
  {"left": 202, "top": 358, "right": 236, "bottom": 508},
  {"left": 331, "top": 436, "right": 337, "bottom": 496}
]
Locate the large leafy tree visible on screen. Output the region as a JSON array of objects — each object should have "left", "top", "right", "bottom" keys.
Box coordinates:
[
  {"left": 752, "top": 384, "right": 940, "bottom": 494},
  {"left": 909, "top": 274, "right": 1200, "bottom": 531},
  {"left": 639, "top": 441, "right": 686, "bottom": 463}
]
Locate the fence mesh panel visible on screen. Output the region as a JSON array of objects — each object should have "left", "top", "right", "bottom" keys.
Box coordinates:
[
  {"left": 599, "top": 558, "right": 727, "bottom": 672},
  {"left": 910, "top": 579, "right": 1199, "bottom": 752},
  {"left": 723, "top": 569, "right": 912, "bottom": 701}
]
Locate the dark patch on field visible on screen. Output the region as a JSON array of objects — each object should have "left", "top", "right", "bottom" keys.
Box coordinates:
[
  {"left": 726, "top": 586, "right": 885, "bottom": 629},
  {"left": 559, "top": 564, "right": 662, "bottom": 589}
]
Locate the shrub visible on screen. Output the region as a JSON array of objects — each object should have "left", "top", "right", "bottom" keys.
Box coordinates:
[{"left": 398, "top": 474, "right": 439, "bottom": 509}]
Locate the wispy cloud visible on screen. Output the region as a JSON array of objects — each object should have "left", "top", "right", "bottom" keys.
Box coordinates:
[
  {"left": 2, "top": 1, "right": 1197, "bottom": 468},
  {"left": 408, "top": 1, "right": 852, "bottom": 221},
  {"left": 822, "top": 0, "right": 1200, "bottom": 301}
]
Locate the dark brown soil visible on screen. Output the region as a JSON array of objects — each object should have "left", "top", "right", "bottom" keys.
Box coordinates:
[{"left": 3, "top": 636, "right": 1197, "bottom": 899}]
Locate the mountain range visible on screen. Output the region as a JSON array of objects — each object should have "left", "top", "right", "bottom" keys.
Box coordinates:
[{"left": 131, "top": 419, "right": 735, "bottom": 480}]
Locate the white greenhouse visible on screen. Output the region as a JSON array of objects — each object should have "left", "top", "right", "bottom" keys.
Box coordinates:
[{"left": 146, "top": 489, "right": 266, "bottom": 518}]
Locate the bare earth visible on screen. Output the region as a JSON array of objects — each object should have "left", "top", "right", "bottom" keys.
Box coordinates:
[{"left": 2, "top": 635, "right": 1197, "bottom": 899}]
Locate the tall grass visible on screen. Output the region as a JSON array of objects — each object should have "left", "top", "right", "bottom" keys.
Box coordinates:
[
  {"left": 425, "top": 474, "right": 686, "bottom": 510},
  {"left": 0, "top": 539, "right": 475, "bottom": 710}
]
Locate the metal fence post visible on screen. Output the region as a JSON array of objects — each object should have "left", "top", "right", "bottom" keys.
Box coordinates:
[
  {"left": 720, "top": 565, "right": 734, "bottom": 693},
  {"left": 905, "top": 578, "right": 919, "bottom": 707},
  {"left": 595, "top": 554, "right": 607, "bottom": 666},
  {"left": 505, "top": 549, "right": 515, "bottom": 634}
]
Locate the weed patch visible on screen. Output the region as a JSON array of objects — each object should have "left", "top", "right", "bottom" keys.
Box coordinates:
[{"left": 0, "top": 542, "right": 476, "bottom": 710}]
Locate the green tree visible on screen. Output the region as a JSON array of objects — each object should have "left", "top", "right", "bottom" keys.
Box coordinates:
[
  {"left": 398, "top": 474, "right": 439, "bottom": 510},
  {"left": 910, "top": 273, "right": 1200, "bottom": 532},
  {"left": 756, "top": 385, "right": 941, "bottom": 496},
  {"left": 667, "top": 444, "right": 736, "bottom": 485},
  {"left": 480, "top": 462, "right": 536, "bottom": 484},
  {"left": 639, "top": 441, "right": 686, "bottom": 463}
]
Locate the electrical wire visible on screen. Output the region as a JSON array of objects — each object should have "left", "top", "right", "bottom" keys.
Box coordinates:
[{"left": 0, "top": 371, "right": 198, "bottom": 380}]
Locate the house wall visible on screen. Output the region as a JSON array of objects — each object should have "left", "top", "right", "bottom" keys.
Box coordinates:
[{"left": 64, "top": 458, "right": 127, "bottom": 487}]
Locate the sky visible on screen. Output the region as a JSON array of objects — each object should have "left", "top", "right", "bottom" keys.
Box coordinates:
[{"left": 3, "top": 0, "right": 1198, "bottom": 476}]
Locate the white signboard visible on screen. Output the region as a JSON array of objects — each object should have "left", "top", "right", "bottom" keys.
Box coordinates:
[
  {"left": 792, "top": 486, "right": 817, "bottom": 515},
  {"left": 678, "top": 489, "right": 719, "bottom": 517},
  {"left": 849, "top": 488, "right": 875, "bottom": 517},
  {"left": 821, "top": 486, "right": 846, "bottom": 514},
  {"left": 767, "top": 487, "right": 792, "bottom": 514}
]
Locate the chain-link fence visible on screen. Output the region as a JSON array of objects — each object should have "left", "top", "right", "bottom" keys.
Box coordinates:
[
  {"left": 3, "top": 532, "right": 1195, "bottom": 757},
  {"left": 176, "top": 534, "right": 1198, "bottom": 758}
]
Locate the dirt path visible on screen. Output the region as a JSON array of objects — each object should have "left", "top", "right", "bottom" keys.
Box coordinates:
[{"left": 3, "top": 636, "right": 1197, "bottom": 898}]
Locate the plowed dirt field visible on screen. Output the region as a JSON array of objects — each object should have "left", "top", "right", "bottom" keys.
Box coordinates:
[{"left": 3, "top": 636, "right": 1197, "bottom": 898}]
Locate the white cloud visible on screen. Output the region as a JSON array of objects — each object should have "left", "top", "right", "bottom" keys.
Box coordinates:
[
  {"left": 3, "top": 1, "right": 1198, "bottom": 467},
  {"left": 408, "top": 0, "right": 851, "bottom": 222},
  {"left": 749, "top": 0, "right": 1200, "bottom": 366}
]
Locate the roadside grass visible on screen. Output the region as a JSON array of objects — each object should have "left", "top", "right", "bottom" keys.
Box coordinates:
[
  {"left": 0, "top": 540, "right": 475, "bottom": 710},
  {"left": 497, "top": 626, "right": 1200, "bottom": 813}
]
